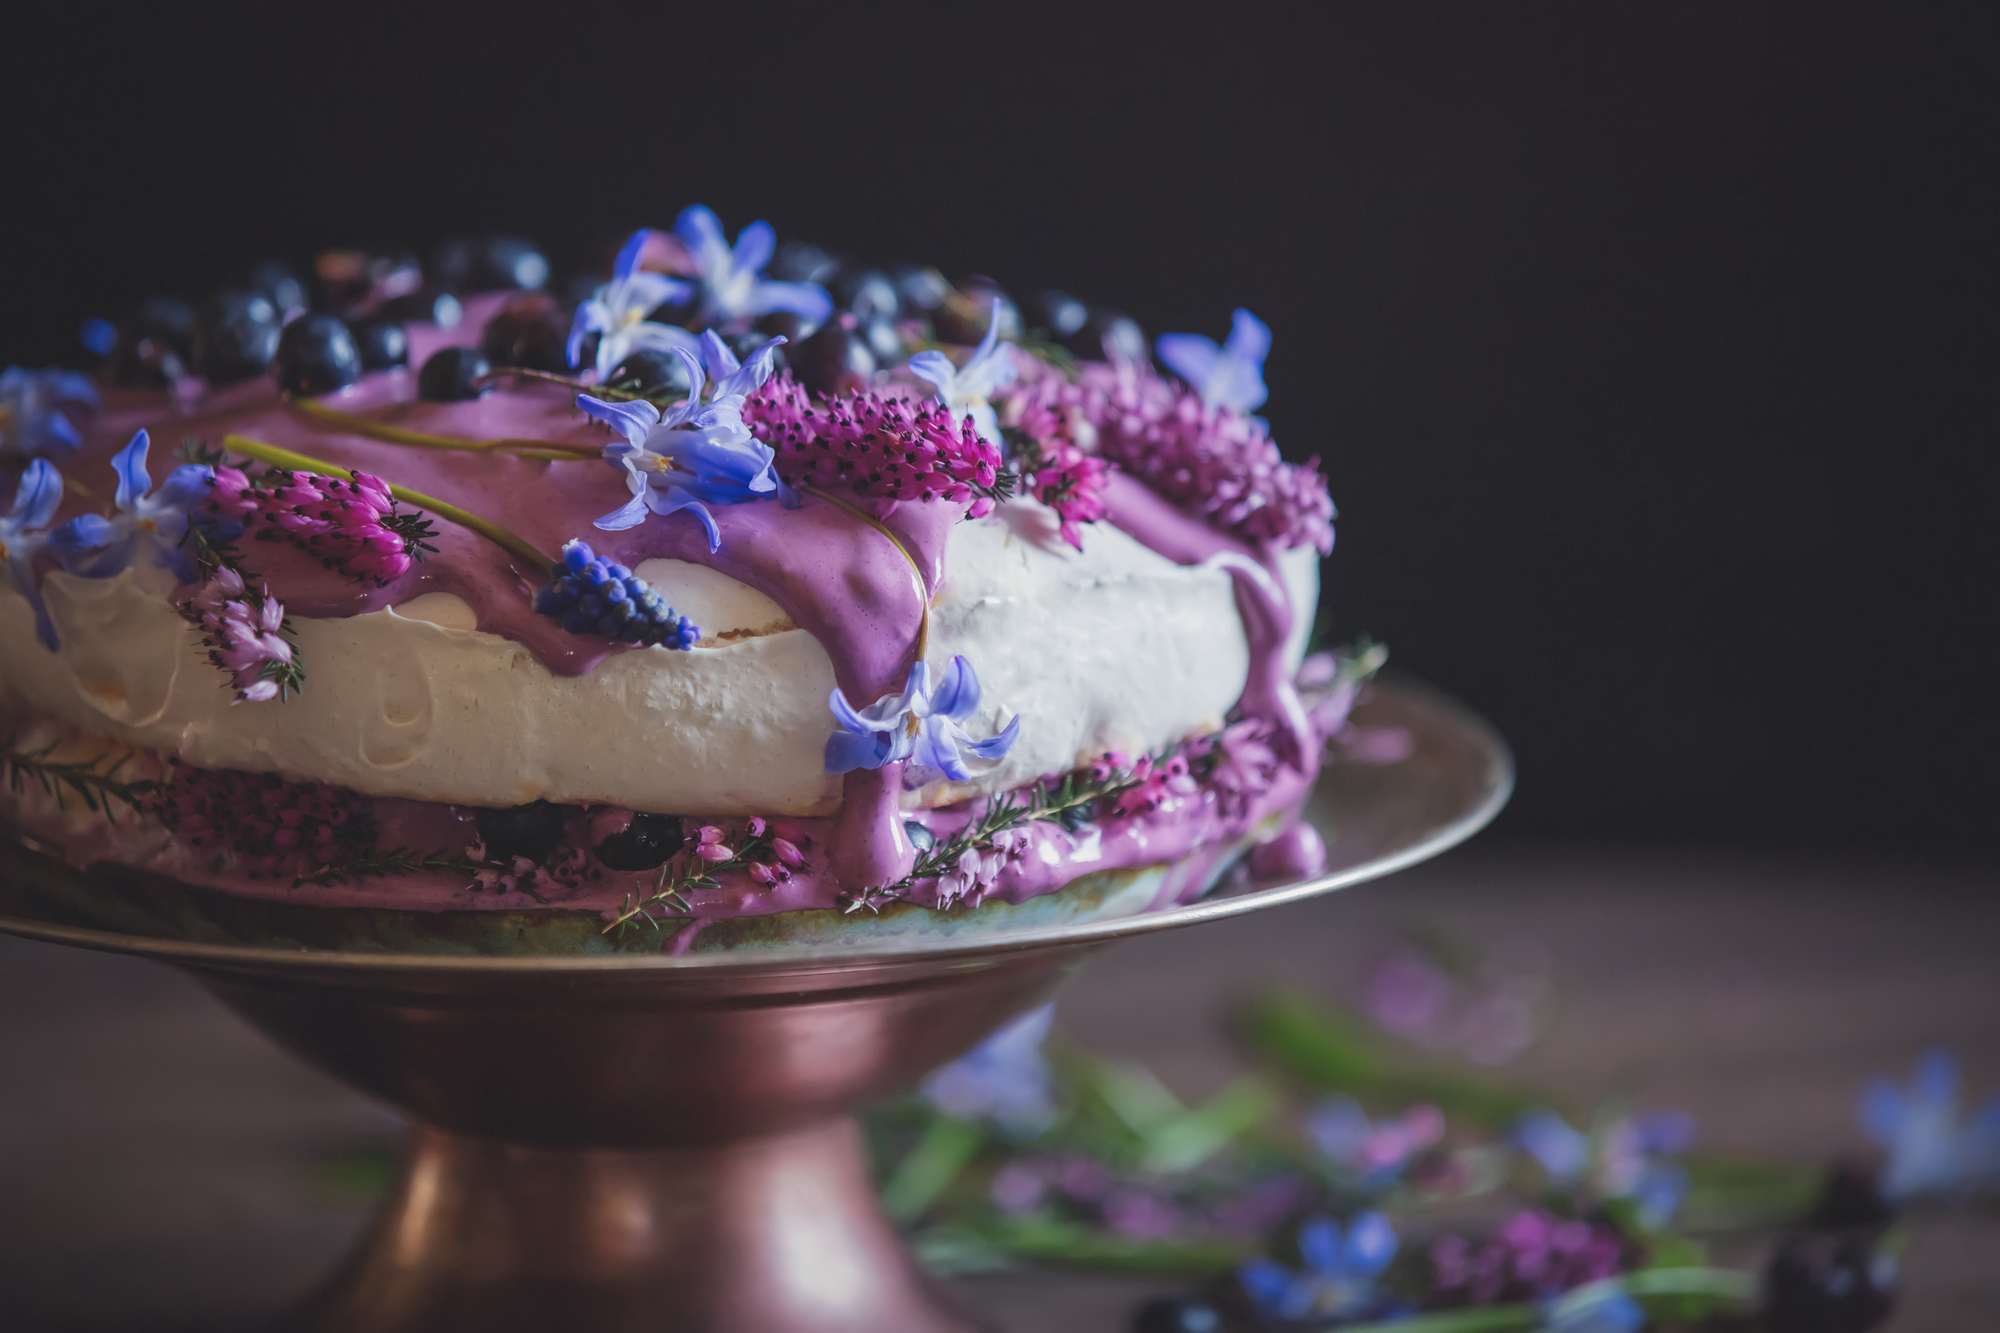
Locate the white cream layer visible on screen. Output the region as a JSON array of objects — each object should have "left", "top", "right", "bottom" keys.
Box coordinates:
[{"left": 0, "top": 501, "right": 1317, "bottom": 816}]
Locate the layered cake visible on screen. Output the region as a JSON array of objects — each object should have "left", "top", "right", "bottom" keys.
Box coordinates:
[{"left": 0, "top": 208, "right": 1389, "bottom": 954}]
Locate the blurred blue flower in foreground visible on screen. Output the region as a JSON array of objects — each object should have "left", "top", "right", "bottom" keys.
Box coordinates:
[
  {"left": 1155, "top": 308, "right": 1270, "bottom": 415},
  {"left": 1, "top": 366, "right": 97, "bottom": 458},
  {"left": 1238, "top": 1211, "right": 1398, "bottom": 1324},
  {"left": 567, "top": 228, "right": 699, "bottom": 378},
  {"left": 1543, "top": 1278, "right": 1646, "bottom": 1333},
  {"left": 1308, "top": 1095, "right": 1445, "bottom": 1185},
  {"left": 1517, "top": 1108, "right": 1694, "bottom": 1229},
  {"left": 922, "top": 1002, "right": 1056, "bottom": 1138},
  {"left": 1860, "top": 1048, "right": 2000, "bottom": 1200}
]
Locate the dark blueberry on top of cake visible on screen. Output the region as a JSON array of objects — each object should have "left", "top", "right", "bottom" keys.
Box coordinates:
[
  {"left": 106, "top": 296, "right": 196, "bottom": 387},
  {"left": 194, "top": 290, "right": 282, "bottom": 386},
  {"left": 243, "top": 259, "right": 306, "bottom": 316},
  {"left": 933, "top": 279, "right": 1021, "bottom": 345},
  {"left": 350, "top": 317, "right": 410, "bottom": 371},
  {"left": 1032, "top": 290, "right": 1090, "bottom": 340},
  {"left": 416, "top": 347, "right": 492, "bottom": 402},
  {"left": 894, "top": 265, "right": 951, "bottom": 313},
  {"left": 793, "top": 314, "right": 875, "bottom": 398},
  {"left": 857, "top": 316, "right": 904, "bottom": 367},
  {"left": 272, "top": 314, "right": 363, "bottom": 397},
  {"left": 475, "top": 801, "right": 568, "bottom": 865},
  {"left": 480, "top": 290, "right": 571, "bottom": 372},
  {"left": 376, "top": 289, "right": 463, "bottom": 328},
  {"left": 727, "top": 328, "right": 790, "bottom": 374},
  {"left": 771, "top": 239, "right": 839, "bottom": 286},
  {"left": 606, "top": 347, "right": 692, "bottom": 397},
  {"left": 1071, "top": 307, "right": 1148, "bottom": 364},
  {"left": 835, "top": 269, "right": 900, "bottom": 322},
  {"left": 594, "top": 812, "right": 686, "bottom": 871},
  {"left": 434, "top": 236, "right": 550, "bottom": 294}
]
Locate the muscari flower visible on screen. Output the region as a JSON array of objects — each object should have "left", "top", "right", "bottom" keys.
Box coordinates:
[
  {"left": 567, "top": 228, "right": 701, "bottom": 378},
  {"left": 50, "top": 429, "right": 214, "bottom": 584},
  {"left": 578, "top": 332, "right": 793, "bottom": 550},
  {"left": 1239, "top": 1211, "right": 1398, "bottom": 1324},
  {"left": 909, "top": 297, "right": 1018, "bottom": 444},
  {"left": 1155, "top": 307, "right": 1272, "bottom": 416},
  {"left": 824, "top": 654, "right": 1022, "bottom": 780},
  {"left": 1861, "top": 1048, "right": 2000, "bottom": 1200},
  {"left": 0, "top": 366, "right": 98, "bottom": 458},
  {"left": 1, "top": 458, "right": 66, "bottom": 649},
  {"left": 922, "top": 1002, "right": 1058, "bottom": 1138},
  {"left": 533, "top": 538, "right": 700, "bottom": 649},
  {"left": 674, "top": 204, "right": 833, "bottom": 330}
]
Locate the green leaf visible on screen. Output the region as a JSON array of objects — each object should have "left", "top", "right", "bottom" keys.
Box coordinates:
[{"left": 880, "top": 1114, "right": 985, "bottom": 1225}]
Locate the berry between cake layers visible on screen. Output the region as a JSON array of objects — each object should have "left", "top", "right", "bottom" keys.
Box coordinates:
[{"left": 0, "top": 210, "right": 1387, "bottom": 954}]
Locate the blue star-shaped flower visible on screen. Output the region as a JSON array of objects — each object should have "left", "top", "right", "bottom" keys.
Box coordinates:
[
  {"left": 674, "top": 205, "right": 833, "bottom": 330},
  {"left": 1862, "top": 1048, "right": 2000, "bottom": 1200},
  {"left": 922, "top": 1003, "right": 1058, "bottom": 1137},
  {"left": 1155, "top": 308, "right": 1271, "bottom": 415},
  {"left": 566, "top": 229, "right": 701, "bottom": 378},
  {"left": 1, "top": 458, "right": 68, "bottom": 649},
  {"left": 49, "top": 429, "right": 215, "bottom": 584},
  {"left": 826, "top": 654, "right": 1022, "bottom": 780},
  {"left": 1238, "top": 1212, "right": 1398, "bottom": 1324},
  {"left": 909, "top": 297, "right": 1018, "bottom": 444},
  {"left": 1, "top": 366, "right": 98, "bottom": 458},
  {"left": 576, "top": 332, "right": 792, "bottom": 550}
]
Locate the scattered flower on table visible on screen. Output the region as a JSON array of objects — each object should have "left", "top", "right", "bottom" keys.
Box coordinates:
[
  {"left": 1860, "top": 1048, "right": 2000, "bottom": 1199},
  {"left": 567, "top": 228, "right": 701, "bottom": 378},
  {"left": 1428, "top": 1209, "right": 1625, "bottom": 1306},
  {"left": 578, "top": 333, "right": 793, "bottom": 549},
  {"left": 1155, "top": 307, "right": 1273, "bottom": 416},
  {"left": 674, "top": 205, "right": 833, "bottom": 331},
  {"left": 909, "top": 296, "right": 1019, "bottom": 444},
  {"left": 1543, "top": 1278, "right": 1647, "bottom": 1333},
  {"left": 49, "top": 429, "right": 215, "bottom": 583},
  {"left": 1238, "top": 1211, "right": 1399, "bottom": 1324},
  {"left": 1515, "top": 1108, "right": 1693, "bottom": 1228},
  {"left": 923, "top": 1002, "right": 1057, "bottom": 1137},
  {"left": 1307, "top": 1095, "right": 1446, "bottom": 1184},
  {"left": 0, "top": 366, "right": 98, "bottom": 458},
  {"left": 0, "top": 457, "right": 66, "bottom": 649},
  {"left": 825, "top": 655, "right": 1022, "bottom": 780}
]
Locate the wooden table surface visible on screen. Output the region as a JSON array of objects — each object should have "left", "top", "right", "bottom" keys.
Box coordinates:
[{"left": 3, "top": 845, "right": 1996, "bottom": 1331}]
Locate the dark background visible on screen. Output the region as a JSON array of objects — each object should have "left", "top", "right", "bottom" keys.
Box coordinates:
[{"left": 3, "top": 3, "right": 1992, "bottom": 849}]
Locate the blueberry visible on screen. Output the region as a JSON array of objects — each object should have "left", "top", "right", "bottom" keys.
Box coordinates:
[
  {"left": 836, "top": 269, "right": 900, "bottom": 321},
  {"left": 1132, "top": 1296, "right": 1225, "bottom": 1333},
  {"left": 793, "top": 314, "right": 875, "bottom": 398},
  {"left": 417, "top": 347, "right": 492, "bottom": 402},
  {"left": 858, "top": 316, "right": 904, "bottom": 366},
  {"left": 1032, "top": 290, "right": 1090, "bottom": 340},
  {"left": 934, "top": 278, "right": 1021, "bottom": 345},
  {"left": 893, "top": 265, "right": 951, "bottom": 313},
  {"left": 1764, "top": 1233, "right": 1897, "bottom": 1333},
  {"left": 480, "top": 290, "right": 570, "bottom": 372},
  {"left": 1070, "top": 307, "right": 1147, "bottom": 364},
  {"left": 107, "top": 296, "right": 195, "bottom": 387},
  {"left": 350, "top": 318, "right": 410, "bottom": 371},
  {"left": 434, "top": 236, "right": 550, "bottom": 293},
  {"left": 272, "top": 314, "right": 363, "bottom": 397},
  {"left": 1807, "top": 1161, "right": 1895, "bottom": 1230},
  {"left": 772, "top": 239, "right": 840, "bottom": 286},
  {"left": 594, "top": 812, "right": 686, "bottom": 871},
  {"left": 311, "top": 249, "right": 382, "bottom": 311},
  {"left": 376, "top": 289, "right": 464, "bottom": 328},
  {"left": 194, "top": 290, "right": 281, "bottom": 385},
  {"left": 244, "top": 260, "right": 306, "bottom": 315},
  {"left": 606, "top": 347, "right": 693, "bottom": 396},
  {"left": 474, "top": 801, "right": 568, "bottom": 865},
  {"left": 903, "top": 820, "right": 935, "bottom": 852},
  {"left": 755, "top": 310, "right": 813, "bottom": 343},
  {"left": 728, "top": 328, "right": 789, "bottom": 374}
]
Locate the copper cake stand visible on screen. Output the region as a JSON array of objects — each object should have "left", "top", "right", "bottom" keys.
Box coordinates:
[{"left": 0, "top": 677, "right": 1510, "bottom": 1332}]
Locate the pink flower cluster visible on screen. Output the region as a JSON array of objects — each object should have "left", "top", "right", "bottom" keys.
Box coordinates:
[
  {"left": 1428, "top": 1210, "right": 1626, "bottom": 1306},
  {"left": 181, "top": 566, "right": 293, "bottom": 703},
  {"left": 1100, "top": 751, "right": 1200, "bottom": 818},
  {"left": 1001, "top": 359, "right": 1335, "bottom": 553},
  {"left": 1185, "top": 718, "right": 1284, "bottom": 818},
  {"left": 149, "top": 759, "right": 376, "bottom": 873},
  {"left": 744, "top": 374, "right": 1007, "bottom": 518},
  {"left": 936, "top": 826, "right": 1028, "bottom": 909},
  {"left": 254, "top": 470, "right": 426, "bottom": 585},
  {"left": 1027, "top": 441, "right": 1110, "bottom": 550}
]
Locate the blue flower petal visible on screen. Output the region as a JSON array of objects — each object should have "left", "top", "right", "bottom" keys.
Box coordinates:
[
  {"left": 110, "top": 429, "right": 151, "bottom": 512},
  {"left": 745, "top": 280, "right": 832, "bottom": 324},
  {"left": 593, "top": 492, "right": 652, "bottom": 531},
  {"left": 908, "top": 349, "right": 954, "bottom": 393},
  {"left": 11, "top": 458, "right": 64, "bottom": 528},
  {"left": 156, "top": 464, "right": 217, "bottom": 509},
  {"left": 1237, "top": 1260, "right": 1293, "bottom": 1316},
  {"left": 1297, "top": 1215, "right": 1343, "bottom": 1274},
  {"left": 612, "top": 228, "right": 651, "bottom": 284},
  {"left": 731, "top": 219, "right": 776, "bottom": 277},
  {"left": 1155, "top": 333, "right": 1220, "bottom": 393},
  {"left": 825, "top": 726, "right": 890, "bottom": 775},
  {"left": 576, "top": 394, "right": 662, "bottom": 448},
  {"left": 913, "top": 715, "right": 971, "bottom": 781},
  {"left": 961, "top": 711, "right": 1019, "bottom": 762},
  {"left": 711, "top": 336, "right": 787, "bottom": 400},
  {"left": 1345, "top": 1211, "right": 1399, "bottom": 1275},
  {"left": 673, "top": 204, "right": 725, "bottom": 257},
  {"left": 699, "top": 330, "right": 739, "bottom": 385},
  {"left": 930, "top": 654, "right": 980, "bottom": 720}
]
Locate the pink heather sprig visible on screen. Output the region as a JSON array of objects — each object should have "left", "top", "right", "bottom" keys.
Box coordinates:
[
  {"left": 251, "top": 469, "right": 439, "bottom": 586},
  {"left": 1027, "top": 441, "right": 1110, "bottom": 550},
  {"left": 1184, "top": 718, "right": 1284, "bottom": 819},
  {"left": 181, "top": 566, "right": 301, "bottom": 703},
  {"left": 1104, "top": 751, "right": 1200, "bottom": 818},
  {"left": 744, "top": 373, "right": 1012, "bottom": 519},
  {"left": 1000, "top": 358, "right": 1335, "bottom": 554},
  {"left": 149, "top": 759, "right": 376, "bottom": 874},
  {"left": 1427, "top": 1210, "right": 1627, "bottom": 1307}
]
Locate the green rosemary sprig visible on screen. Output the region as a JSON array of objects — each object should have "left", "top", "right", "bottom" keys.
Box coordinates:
[
  {"left": 2, "top": 744, "right": 156, "bottom": 819},
  {"left": 603, "top": 822, "right": 782, "bottom": 941},
  {"left": 894, "top": 760, "right": 1151, "bottom": 902},
  {"left": 292, "top": 847, "right": 489, "bottom": 889}
]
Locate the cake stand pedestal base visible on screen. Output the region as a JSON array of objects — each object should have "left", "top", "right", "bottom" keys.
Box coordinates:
[{"left": 291, "top": 1119, "right": 974, "bottom": 1333}]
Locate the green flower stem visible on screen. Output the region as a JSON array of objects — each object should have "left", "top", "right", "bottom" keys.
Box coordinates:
[
  {"left": 221, "top": 434, "right": 555, "bottom": 573},
  {"left": 880, "top": 1115, "right": 984, "bottom": 1225}
]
